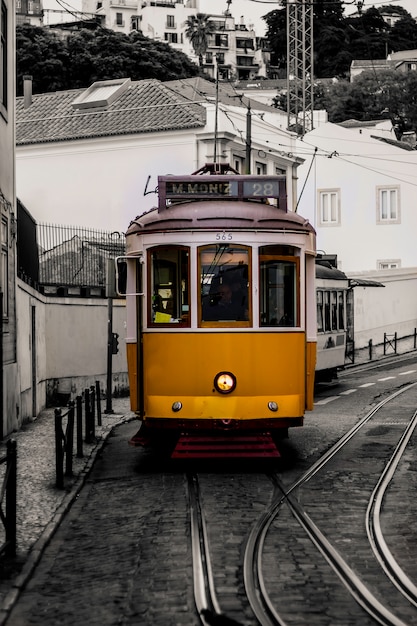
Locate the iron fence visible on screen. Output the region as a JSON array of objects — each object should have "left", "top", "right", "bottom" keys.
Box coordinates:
[
  {"left": 346, "top": 328, "right": 417, "bottom": 367},
  {"left": 37, "top": 223, "right": 126, "bottom": 296}
]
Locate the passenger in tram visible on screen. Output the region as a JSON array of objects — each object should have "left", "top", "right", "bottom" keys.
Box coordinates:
[{"left": 203, "top": 281, "right": 247, "bottom": 321}]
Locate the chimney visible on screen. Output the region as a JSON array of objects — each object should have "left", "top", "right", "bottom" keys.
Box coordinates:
[{"left": 23, "top": 75, "right": 33, "bottom": 108}]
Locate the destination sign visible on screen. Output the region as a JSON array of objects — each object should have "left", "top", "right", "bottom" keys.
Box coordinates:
[
  {"left": 165, "top": 181, "right": 238, "bottom": 197},
  {"left": 157, "top": 174, "right": 286, "bottom": 211}
]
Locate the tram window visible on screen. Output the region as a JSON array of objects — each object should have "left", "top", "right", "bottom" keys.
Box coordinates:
[
  {"left": 199, "top": 245, "right": 250, "bottom": 324},
  {"left": 148, "top": 246, "right": 190, "bottom": 326},
  {"left": 331, "top": 291, "right": 338, "bottom": 330},
  {"left": 317, "top": 291, "right": 324, "bottom": 332},
  {"left": 324, "top": 292, "right": 331, "bottom": 331},
  {"left": 259, "top": 253, "right": 298, "bottom": 327},
  {"left": 338, "top": 291, "right": 345, "bottom": 329}
]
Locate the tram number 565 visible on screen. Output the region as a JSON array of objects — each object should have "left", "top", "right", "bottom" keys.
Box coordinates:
[{"left": 216, "top": 233, "right": 232, "bottom": 241}]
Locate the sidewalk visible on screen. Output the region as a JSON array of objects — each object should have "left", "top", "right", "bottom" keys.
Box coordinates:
[{"left": 0, "top": 396, "right": 137, "bottom": 620}]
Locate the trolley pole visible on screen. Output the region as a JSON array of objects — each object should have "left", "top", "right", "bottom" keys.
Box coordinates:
[{"left": 105, "top": 297, "right": 114, "bottom": 414}]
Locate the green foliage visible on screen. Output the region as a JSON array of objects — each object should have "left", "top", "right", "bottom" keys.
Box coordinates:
[
  {"left": 263, "top": 1, "right": 417, "bottom": 79},
  {"left": 316, "top": 70, "right": 417, "bottom": 135},
  {"left": 16, "top": 25, "right": 202, "bottom": 95}
]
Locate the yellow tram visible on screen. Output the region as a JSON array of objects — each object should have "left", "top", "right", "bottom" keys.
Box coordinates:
[{"left": 119, "top": 165, "right": 317, "bottom": 452}]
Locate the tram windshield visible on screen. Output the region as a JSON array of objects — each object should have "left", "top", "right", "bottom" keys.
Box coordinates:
[
  {"left": 259, "top": 246, "right": 299, "bottom": 327},
  {"left": 199, "top": 245, "right": 250, "bottom": 325},
  {"left": 148, "top": 246, "right": 190, "bottom": 326}
]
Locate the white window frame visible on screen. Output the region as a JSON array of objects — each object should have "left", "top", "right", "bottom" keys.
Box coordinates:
[
  {"left": 255, "top": 161, "right": 267, "bottom": 175},
  {"left": 376, "top": 186, "right": 400, "bottom": 224},
  {"left": 318, "top": 189, "right": 340, "bottom": 226},
  {"left": 377, "top": 259, "right": 400, "bottom": 270}
]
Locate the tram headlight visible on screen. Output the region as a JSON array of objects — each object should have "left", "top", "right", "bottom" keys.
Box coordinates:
[
  {"left": 214, "top": 371, "right": 236, "bottom": 394},
  {"left": 268, "top": 401, "right": 278, "bottom": 412},
  {"left": 172, "top": 401, "right": 182, "bottom": 412}
]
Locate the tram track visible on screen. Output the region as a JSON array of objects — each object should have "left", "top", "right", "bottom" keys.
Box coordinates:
[
  {"left": 243, "top": 382, "right": 417, "bottom": 626},
  {"left": 186, "top": 383, "right": 417, "bottom": 625}
]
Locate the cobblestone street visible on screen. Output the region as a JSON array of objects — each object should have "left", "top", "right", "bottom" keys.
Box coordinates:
[{"left": 0, "top": 397, "right": 136, "bottom": 623}]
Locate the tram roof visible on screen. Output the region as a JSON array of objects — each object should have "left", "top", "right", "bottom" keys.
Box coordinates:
[
  {"left": 315, "top": 262, "right": 348, "bottom": 281},
  {"left": 126, "top": 199, "right": 315, "bottom": 235}
]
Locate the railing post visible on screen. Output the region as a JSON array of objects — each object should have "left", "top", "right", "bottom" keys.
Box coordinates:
[
  {"left": 84, "top": 388, "right": 92, "bottom": 444},
  {"left": 65, "top": 401, "right": 74, "bottom": 477},
  {"left": 90, "top": 385, "right": 96, "bottom": 440},
  {"left": 414, "top": 328, "right": 417, "bottom": 350},
  {"left": 55, "top": 408, "right": 64, "bottom": 489},
  {"left": 384, "top": 333, "right": 387, "bottom": 356},
  {"left": 394, "top": 331, "right": 397, "bottom": 353},
  {"left": 5, "top": 439, "right": 17, "bottom": 557},
  {"left": 96, "top": 380, "right": 102, "bottom": 427},
  {"left": 76, "top": 395, "right": 83, "bottom": 458},
  {"left": 368, "top": 338, "right": 373, "bottom": 360}
]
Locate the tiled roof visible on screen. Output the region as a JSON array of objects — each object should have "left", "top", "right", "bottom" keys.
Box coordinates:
[
  {"left": 165, "top": 77, "right": 277, "bottom": 112},
  {"left": 16, "top": 79, "right": 206, "bottom": 145}
]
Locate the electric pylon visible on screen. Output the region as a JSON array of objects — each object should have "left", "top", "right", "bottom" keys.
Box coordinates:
[{"left": 286, "top": 0, "right": 314, "bottom": 135}]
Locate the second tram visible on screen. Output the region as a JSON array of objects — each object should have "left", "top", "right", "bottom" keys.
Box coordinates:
[
  {"left": 119, "top": 165, "right": 317, "bottom": 450},
  {"left": 315, "top": 260, "right": 350, "bottom": 383}
]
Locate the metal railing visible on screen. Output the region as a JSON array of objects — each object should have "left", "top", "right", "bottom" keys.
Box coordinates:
[
  {"left": 346, "top": 328, "right": 417, "bottom": 366},
  {"left": 0, "top": 440, "right": 17, "bottom": 558},
  {"left": 37, "top": 223, "right": 126, "bottom": 296},
  {"left": 55, "top": 382, "right": 103, "bottom": 489}
]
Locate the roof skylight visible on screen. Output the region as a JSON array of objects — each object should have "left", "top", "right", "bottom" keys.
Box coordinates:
[{"left": 71, "top": 78, "right": 131, "bottom": 110}]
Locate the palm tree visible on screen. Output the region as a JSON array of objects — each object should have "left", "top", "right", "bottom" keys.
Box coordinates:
[{"left": 184, "top": 13, "right": 216, "bottom": 66}]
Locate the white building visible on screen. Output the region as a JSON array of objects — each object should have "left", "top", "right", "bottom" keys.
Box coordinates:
[
  {"left": 296, "top": 121, "right": 417, "bottom": 348},
  {"left": 15, "top": 76, "right": 300, "bottom": 232},
  {"left": 0, "top": 0, "right": 22, "bottom": 436},
  {"left": 75, "top": 0, "right": 269, "bottom": 80}
]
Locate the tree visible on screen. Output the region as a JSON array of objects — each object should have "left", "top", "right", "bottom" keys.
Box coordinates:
[
  {"left": 262, "top": 1, "right": 417, "bottom": 79},
  {"left": 16, "top": 25, "right": 202, "bottom": 95},
  {"left": 315, "top": 70, "right": 417, "bottom": 136},
  {"left": 184, "top": 13, "right": 216, "bottom": 66}
]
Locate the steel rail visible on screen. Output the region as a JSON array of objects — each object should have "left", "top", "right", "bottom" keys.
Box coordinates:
[
  {"left": 366, "top": 407, "right": 417, "bottom": 608},
  {"left": 286, "top": 382, "right": 417, "bottom": 494},
  {"left": 243, "top": 384, "right": 417, "bottom": 626},
  {"left": 187, "top": 473, "right": 225, "bottom": 626}
]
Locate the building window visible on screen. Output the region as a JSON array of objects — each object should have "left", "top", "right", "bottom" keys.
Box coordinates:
[
  {"left": 255, "top": 162, "right": 267, "bottom": 175},
  {"left": 116, "top": 12, "right": 123, "bottom": 26},
  {"left": 378, "top": 260, "right": 400, "bottom": 270},
  {"left": 236, "top": 38, "right": 254, "bottom": 50},
  {"left": 318, "top": 189, "right": 340, "bottom": 226},
  {"left": 1, "top": 216, "right": 8, "bottom": 317},
  {"left": 0, "top": 1, "right": 7, "bottom": 116},
  {"left": 233, "top": 156, "right": 244, "bottom": 173},
  {"left": 377, "top": 186, "right": 400, "bottom": 224},
  {"left": 165, "top": 32, "right": 178, "bottom": 44},
  {"left": 213, "top": 33, "right": 228, "bottom": 47},
  {"left": 205, "top": 51, "right": 213, "bottom": 64},
  {"left": 166, "top": 15, "right": 175, "bottom": 28}
]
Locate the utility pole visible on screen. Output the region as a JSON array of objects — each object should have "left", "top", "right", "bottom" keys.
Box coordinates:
[
  {"left": 246, "top": 101, "right": 251, "bottom": 174},
  {"left": 287, "top": 0, "right": 314, "bottom": 135}
]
